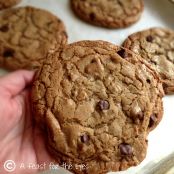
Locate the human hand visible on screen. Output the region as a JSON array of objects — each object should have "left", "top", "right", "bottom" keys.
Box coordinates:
[{"left": 0, "top": 70, "right": 53, "bottom": 174}]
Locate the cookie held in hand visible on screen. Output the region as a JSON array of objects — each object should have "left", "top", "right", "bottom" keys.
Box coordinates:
[{"left": 32, "top": 41, "right": 163, "bottom": 174}]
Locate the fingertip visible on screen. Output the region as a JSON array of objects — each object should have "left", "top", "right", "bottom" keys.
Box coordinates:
[
  {"left": 0, "top": 70, "right": 36, "bottom": 97},
  {"left": 14, "top": 70, "right": 35, "bottom": 83}
]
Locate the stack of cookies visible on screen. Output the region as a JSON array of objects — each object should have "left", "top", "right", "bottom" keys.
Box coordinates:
[{"left": 0, "top": 0, "right": 173, "bottom": 174}]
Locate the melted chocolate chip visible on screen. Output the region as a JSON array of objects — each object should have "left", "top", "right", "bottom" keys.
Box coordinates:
[
  {"left": 148, "top": 114, "right": 157, "bottom": 128},
  {"left": 119, "top": 143, "right": 133, "bottom": 156},
  {"left": 89, "top": 13, "right": 96, "bottom": 20},
  {"left": 80, "top": 134, "right": 90, "bottom": 143},
  {"left": 146, "top": 79, "right": 151, "bottom": 84},
  {"left": 97, "top": 100, "right": 110, "bottom": 110},
  {"left": 67, "top": 75, "right": 72, "bottom": 81},
  {"left": 0, "top": 24, "right": 9, "bottom": 32},
  {"left": 3, "top": 49, "right": 15, "bottom": 58},
  {"left": 146, "top": 35, "right": 154, "bottom": 42},
  {"left": 117, "top": 49, "right": 127, "bottom": 58}
]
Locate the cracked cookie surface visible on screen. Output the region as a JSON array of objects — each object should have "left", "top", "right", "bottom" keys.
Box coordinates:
[
  {"left": 71, "top": 0, "right": 144, "bottom": 28},
  {"left": 0, "top": 0, "right": 21, "bottom": 10},
  {"left": 32, "top": 41, "right": 163, "bottom": 174},
  {"left": 0, "top": 6, "right": 67, "bottom": 70},
  {"left": 123, "top": 27, "right": 174, "bottom": 94}
]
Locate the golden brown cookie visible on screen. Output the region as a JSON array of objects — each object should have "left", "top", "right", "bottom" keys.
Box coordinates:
[
  {"left": 0, "top": 6, "right": 67, "bottom": 70},
  {"left": 0, "top": 0, "right": 21, "bottom": 10},
  {"left": 71, "top": 0, "right": 144, "bottom": 28},
  {"left": 32, "top": 41, "right": 163, "bottom": 174},
  {"left": 123, "top": 27, "right": 174, "bottom": 94}
]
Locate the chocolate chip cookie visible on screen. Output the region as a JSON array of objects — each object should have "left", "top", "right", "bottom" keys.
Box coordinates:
[
  {"left": 0, "top": 0, "right": 21, "bottom": 10},
  {"left": 32, "top": 41, "right": 163, "bottom": 174},
  {"left": 123, "top": 27, "right": 174, "bottom": 94},
  {"left": 0, "top": 6, "right": 67, "bottom": 70},
  {"left": 71, "top": 0, "right": 144, "bottom": 28}
]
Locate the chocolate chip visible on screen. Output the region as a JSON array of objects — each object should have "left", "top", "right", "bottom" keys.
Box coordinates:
[
  {"left": 67, "top": 75, "right": 72, "bottom": 81},
  {"left": 80, "top": 134, "right": 90, "bottom": 143},
  {"left": 117, "top": 49, "right": 127, "bottom": 58},
  {"left": 89, "top": 13, "right": 95, "bottom": 21},
  {"left": 146, "top": 35, "right": 154, "bottom": 42},
  {"left": 148, "top": 114, "right": 157, "bottom": 128},
  {"left": 97, "top": 100, "right": 110, "bottom": 110},
  {"left": 0, "top": 24, "right": 9, "bottom": 32},
  {"left": 3, "top": 49, "right": 15, "bottom": 58},
  {"left": 119, "top": 143, "right": 133, "bottom": 156},
  {"left": 146, "top": 79, "right": 151, "bottom": 84},
  {"left": 91, "top": 59, "right": 96, "bottom": 63}
]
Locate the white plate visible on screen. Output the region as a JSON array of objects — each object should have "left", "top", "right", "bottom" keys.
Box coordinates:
[{"left": 0, "top": 0, "right": 174, "bottom": 174}]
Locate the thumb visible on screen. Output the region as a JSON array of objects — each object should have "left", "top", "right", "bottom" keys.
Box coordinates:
[{"left": 0, "top": 70, "right": 35, "bottom": 98}]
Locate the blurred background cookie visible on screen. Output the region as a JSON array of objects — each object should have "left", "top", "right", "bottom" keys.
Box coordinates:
[
  {"left": 123, "top": 27, "right": 174, "bottom": 94},
  {"left": 71, "top": 0, "right": 144, "bottom": 28},
  {"left": 0, "top": 6, "right": 67, "bottom": 70},
  {"left": 0, "top": 0, "right": 21, "bottom": 10},
  {"left": 31, "top": 40, "right": 163, "bottom": 174}
]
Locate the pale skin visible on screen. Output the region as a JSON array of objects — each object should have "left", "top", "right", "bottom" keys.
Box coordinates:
[{"left": 0, "top": 70, "right": 53, "bottom": 174}]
